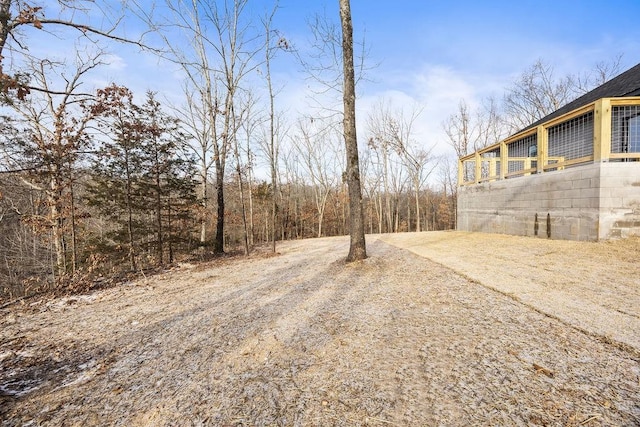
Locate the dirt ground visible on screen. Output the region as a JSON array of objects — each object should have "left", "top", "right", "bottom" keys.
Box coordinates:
[
  {"left": 379, "top": 231, "right": 640, "bottom": 352},
  {"left": 1, "top": 232, "right": 639, "bottom": 426}
]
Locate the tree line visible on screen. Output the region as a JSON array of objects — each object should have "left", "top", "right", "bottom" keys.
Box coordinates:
[
  {"left": 0, "top": 76, "right": 455, "bottom": 299},
  {"left": 443, "top": 57, "right": 624, "bottom": 158},
  {"left": 0, "top": 0, "right": 441, "bottom": 299},
  {"left": 0, "top": 0, "right": 625, "bottom": 300}
]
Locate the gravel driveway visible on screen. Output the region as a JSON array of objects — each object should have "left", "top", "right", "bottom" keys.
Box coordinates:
[{"left": 1, "top": 233, "right": 638, "bottom": 426}]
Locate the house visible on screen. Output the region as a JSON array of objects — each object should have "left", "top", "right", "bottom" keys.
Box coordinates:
[{"left": 457, "top": 63, "right": 640, "bottom": 240}]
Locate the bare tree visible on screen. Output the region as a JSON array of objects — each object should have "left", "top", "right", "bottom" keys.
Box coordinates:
[
  {"left": 575, "top": 54, "right": 624, "bottom": 94},
  {"left": 503, "top": 59, "right": 576, "bottom": 132},
  {"left": 7, "top": 52, "right": 102, "bottom": 277},
  {"left": 260, "top": 3, "right": 288, "bottom": 253},
  {"left": 292, "top": 119, "right": 342, "bottom": 238},
  {"left": 367, "top": 101, "right": 407, "bottom": 233},
  {"left": 395, "top": 133, "right": 436, "bottom": 232},
  {"left": 279, "top": 147, "right": 302, "bottom": 239},
  {"left": 443, "top": 100, "right": 472, "bottom": 159},
  {"left": 443, "top": 98, "right": 504, "bottom": 159},
  {"left": 241, "top": 102, "right": 262, "bottom": 248},
  {"left": 438, "top": 157, "right": 458, "bottom": 230},
  {"left": 500, "top": 57, "right": 623, "bottom": 133},
  {"left": 232, "top": 93, "right": 256, "bottom": 256},
  {"left": 339, "top": 0, "right": 366, "bottom": 261},
  {"left": 152, "top": 0, "right": 262, "bottom": 254},
  {"left": 367, "top": 100, "right": 435, "bottom": 232},
  {"left": 358, "top": 146, "right": 382, "bottom": 234},
  {"left": 0, "top": 1, "right": 148, "bottom": 100},
  {"left": 0, "top": 172, "right": 52, "bottom": 297},
  {"left": 174, "top": 86, "right": 214, "bottom": 247}
]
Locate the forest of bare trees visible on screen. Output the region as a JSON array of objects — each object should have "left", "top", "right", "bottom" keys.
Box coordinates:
[{"left": 0, "top": 0, "right": 624, "bottom": 300}]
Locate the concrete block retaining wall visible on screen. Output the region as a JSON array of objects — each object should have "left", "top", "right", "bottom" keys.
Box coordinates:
[
  {"left": 457, "top": 162, "right": 640, "bottom": 241},
  {"left": 599, "top": 163, "right": 640, "bottom": 239}
]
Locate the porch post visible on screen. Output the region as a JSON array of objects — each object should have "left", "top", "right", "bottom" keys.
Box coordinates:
[
  {"left": 537, "top": 125, "right": 547, "bottom": 173},
  {"left": 500, "top": 141, "right": 507, "bottom": 180},
  {"left": 593, "top": 98, "right": 612, "bottom": 162}
]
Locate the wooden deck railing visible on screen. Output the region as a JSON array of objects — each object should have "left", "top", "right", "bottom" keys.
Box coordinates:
[{"left": 458, "top": 97, "right": 640, "bottom": 186}]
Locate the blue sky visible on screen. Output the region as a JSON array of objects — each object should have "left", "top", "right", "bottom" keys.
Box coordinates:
[
  {"left": 21, "top": 0, "right": 640, "bottom": 160},
  {"left": 274, "top": 0, "right": 637, "bottom": 141},
  {"left": 274, "top": 0, "right": 640, "bottom": 158}
]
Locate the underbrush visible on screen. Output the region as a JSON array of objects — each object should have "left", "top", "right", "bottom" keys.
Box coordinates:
[{"left": 0, "top": 243, "right": 279, "bottom": 308}]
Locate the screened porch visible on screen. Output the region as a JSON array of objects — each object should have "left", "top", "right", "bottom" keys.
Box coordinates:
[{"left": 459, "top": 97, "right": 640, "bottom": 185}]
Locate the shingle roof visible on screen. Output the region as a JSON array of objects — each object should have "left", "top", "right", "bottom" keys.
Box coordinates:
[{"left": 520, "top": 62, "right": 640, "bottom": 132}]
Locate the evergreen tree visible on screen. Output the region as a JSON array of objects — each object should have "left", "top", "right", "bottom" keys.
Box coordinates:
[
  {"left": 138, "top": 91, "right": 196, "bottom": 265},
  {"left": 87, "top": 85, "right": 147, "bottom": 271},
  {"left": 87, "top": 85, "right": 197, "bottom": 270}
]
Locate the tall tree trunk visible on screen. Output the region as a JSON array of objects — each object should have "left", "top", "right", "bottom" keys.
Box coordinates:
[
  {"left": 377, "top": 193, "right": 382, "bottom": 234},
  {"left": 407, "top": 193, "right": 411, "bottom": 232},
  {"left": 125, "top": 150, "right": 136, "bottom": 271},
  {"left": 199, "top": 165, "right": 207, "bottom": 245},
  {"left": 241, "top": 126, "right": 255, "bottom": 246},
  {"left": 339, "top": 0, "right": 366, "bottom": 261},
  {"left": 213, "top": 85, "right": 235, "bottom": 255},
  {"left": 167, "top": 199, "right": 174, "bottom": 263},
  {"left": 155, "top": 148, "right": 164, "bottom": 265},
  {"left": 294, "top": 197, "right": 300, "bottom": 239},
  {"left": 264, "top": 8, "right": 278, "bottom": 253},
  {"left": 69, "top": 174, "right": 78, "bottom": 274},
  {"left": 214, "top": 163, "right": 225, "bottom": 254},
  {"left": 247, "top": 161, "right": 254, "bottom": 247},
  {"left": 394, "top": 204, "right": 399, "bottom": 232},
  {"left": 47, "top": 160, "right": 67, "bottom": 278},
  {"left": 49, "top": 184, "right": 65, "bottom": 278},
  {"left": 234, "top": 134, "right": 250, "bottom": 256},
  {"left": 415, "top": 187, "right": 421, "bottom": 232},
  {"left": 317, "top": 208, "right": 324, "bottom": 238},
  {"left": 30, "top": 192, "right": 37, "bottom": 258},
  {"left": 424, "top": 193, "right": 430, "bottom": 231}
]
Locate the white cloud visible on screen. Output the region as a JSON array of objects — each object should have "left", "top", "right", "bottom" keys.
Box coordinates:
[
  {"left": 104, "top": 54, "right": 127, "bottom": 71},
  {"left": 411, "top": 65, "right": 476, "bottom": 105},
  {"left": 355, "top": 64, "right": 485, "bottom": 161}
]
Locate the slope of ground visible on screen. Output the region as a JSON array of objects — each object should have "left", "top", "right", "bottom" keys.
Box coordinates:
[
  {"left": 380, "top": 231, "right": 640, "bottom": 351},
  {"left": 1, "top": 233, "right": 639, "bottom": 426}
]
